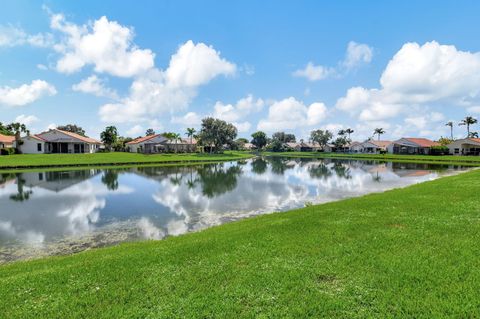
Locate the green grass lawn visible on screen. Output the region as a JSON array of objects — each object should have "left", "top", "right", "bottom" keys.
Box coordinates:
[
  {"left": 263, "top": 151, "right": 480, "bottom": 166},
  {"left": 1, "top": 169, "right": 480, "bottom": 318},
  {"left": 0, "top": 151, "right": 252, "bottom": 170}
]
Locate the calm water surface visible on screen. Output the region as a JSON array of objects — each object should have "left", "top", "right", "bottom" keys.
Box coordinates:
[{"left": 0, "top": 157, "right": 469, "bottom": 262}]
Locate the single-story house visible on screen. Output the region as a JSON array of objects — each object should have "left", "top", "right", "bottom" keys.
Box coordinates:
[
  {"left": 348, "top": 141, "right": 362, "bottom": 153},
  {"left": 20, "top": 129, "right": 103, "bottom": 154},
  {"left": 0, "top": 133, "right": 15, "bottom": 150},
  {"left": 323, "top": 143, "right": 337, "bottom": 153},
  {"left": 387, "top": 138, "right": 440, "bottom": 155},
  {"left": 285, "top": 142, "right": 322, "bottom": 152},
  {"left": 243, "top": 143, "right": 254, "bottom": 150},
  {"left": 447, "top": 138, "right": 480, "bottom": 156},
  {"left": 360, "top": 140, "right": 392, "bottom": 154},
  {"left": 126, "top": 134, "right": 197, "bottom": 153}
]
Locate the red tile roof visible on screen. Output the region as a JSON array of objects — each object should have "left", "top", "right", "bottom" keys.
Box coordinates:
[
  {"left": 404, "top": 138, "right": 440, "bottom": 147},
  {"left": 0, "top": 133, "right": 15, "bottom": 144},
  {"left": 126, "top": 134, "right": 162, "bottom": 145},
  {"left": 470, "top": 138, "right": 480, "bottom": 144},
  {"left": 58, "top": 129, "right": 102, "bottom": 144}
]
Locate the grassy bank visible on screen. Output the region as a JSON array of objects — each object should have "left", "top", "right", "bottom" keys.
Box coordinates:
[
  {"left": 263, "top": 151, "right": 480, "bottom": 166},
  {"left": 1, "top": 170, "right": 480, "bottom": 318},
  {"left": 0, "top": 151, "right": 253, "bottom": 170}
]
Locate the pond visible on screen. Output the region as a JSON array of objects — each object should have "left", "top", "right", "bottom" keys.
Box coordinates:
[{"left": 0, "top": 157, "right": 469, "bottom": 263}]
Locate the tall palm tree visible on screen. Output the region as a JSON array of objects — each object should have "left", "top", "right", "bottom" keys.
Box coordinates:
[
  {"left": 345, "top": 128, "right": 354, "bottom": 139},
  {"left": 470, "top": 132, "right": 479, "bottom": 138},
  {"left": 185, "top": 128, "right": 196, "bottom": 152},
  {"left": 445, "top": 121, "right": 454, "bottom": 140},
  {"left": 337, "top": 129, "right": 346, "bottom": 137},
  {"left": 459, "top": 116, "right": 478, "bottom": 137},
  {"left": 373, "top": 128, "right": 385, "bottom": 141},
  {"left": 172, "top": 133, "right": 181, "bottom": 153}
]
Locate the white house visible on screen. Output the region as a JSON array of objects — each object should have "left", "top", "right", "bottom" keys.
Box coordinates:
[
  {"left": 447, "top": 138, "right": 480, "bottom": 156},
  {"left": 347, "top": 141, "right": 362, "bottom": 153},
  {"left": 387, "top": 138, "right": 440, "bottom": 155},
  {"left": 20, "top": 129, "right": 103, "bottom": 154}
]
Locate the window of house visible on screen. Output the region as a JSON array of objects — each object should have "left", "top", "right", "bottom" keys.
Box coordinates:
[
  {"left": 38, "top": 173, "right": 43, "bottom": 181},
  {"left": 454, "top": 148, "right": 459, "bottom": 154},
  {"left": 37, "top": 143, "right": 42, "bottom": 152}
]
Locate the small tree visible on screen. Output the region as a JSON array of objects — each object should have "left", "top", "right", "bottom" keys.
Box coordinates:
[
  {"left": 100, "top": 126, "right": 118, "bottom": 151},
  {"left": 310, "top": 129, "right": 333, "bottom": 150},
  {"left": 6, "top": 123, "right": 28, "bottom": 153},
  {"left": 57, "top": 124, "right": 86, "bottom": 136},
  {"left": 145, "top": 128, "right": 156, "bottom": 136},
  {"left": 251, "top": 131, "right": 268, "bottom": 150},
  {"left": 272, "top": 132, "right": 296, "bottom": 143}
]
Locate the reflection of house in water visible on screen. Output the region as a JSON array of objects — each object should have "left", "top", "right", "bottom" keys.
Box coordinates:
[{"left": 21, "top": 169, "right": 101, "bottom": 192}]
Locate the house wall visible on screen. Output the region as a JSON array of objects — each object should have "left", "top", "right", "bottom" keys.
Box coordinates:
[
  {"left": 20, "top": 137, "right": 45, "bottom": 154},
  {"left": 37, "top": 130, "right": 100, "bottom": 153},
  {"left": 126, "top": 135, "right": 169, "bottom": 153},
  {"left": 447, "top": 139, "right": 480, "bottom": 155}
]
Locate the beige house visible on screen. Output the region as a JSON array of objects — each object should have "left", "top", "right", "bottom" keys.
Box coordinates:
[
  {"left": 0, "top": 133, "right": 15, "bottom": 150},
  {"left": 360, "top": 140, "right": 392, "bottom": 154},
  {"left": 447, "top": 138, "right": 480, "bottom": 156}
]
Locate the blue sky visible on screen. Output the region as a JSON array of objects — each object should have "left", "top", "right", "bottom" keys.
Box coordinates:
[{"left": 1, "top": 0, "right": 480, "bottom": 140}]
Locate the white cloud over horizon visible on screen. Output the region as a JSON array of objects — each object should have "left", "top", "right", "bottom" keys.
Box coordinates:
[{"left": 0, "top": 80, "right": 57, "bottom": 107}]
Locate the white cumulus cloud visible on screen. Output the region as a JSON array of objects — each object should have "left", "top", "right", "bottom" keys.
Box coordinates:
[
  {"left": 257, "top": 97, "right": 328, "bottom": 132},
  {"left": 292, "top": 62, "right": 334, "bottom": 81},
  {"left": 50, "top": 13, "right": 155, "bottom": 77},
  {"left": 171, "top": 112, "right": 202, "bottom": 126},
  {"left": 72, "top": 75, "right": 118, "bottom": 99},
  {"left": 336, "top": 41, "right": 480, "bottom": 122},
  {"left": 99, "top": 41, "right": 236, "bottom": 123},
  {"left": 343, "top": 41, "right": 373, "bottom": 69},
  {"left": 14, "top": 114, "right": 40, "bottom": 126},
  {"left": 0, "top": 25, "right": 53, "bottom": 48},
  {"left": 0, "top": 80, "right": 57, "bottom": 107},
  {"left": 213, "top": 94, "right": 264, "bottom": 122}
]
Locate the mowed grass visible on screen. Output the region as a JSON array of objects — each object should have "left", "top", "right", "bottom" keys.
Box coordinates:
[
  {"left": 0, "top": 151, "right": 252, "bottom": 169},
  {"left": 263, "top": 151, "right": 480, "bottom": 166},
  {"left": 1, "top": 170, "right": 480, "bottom": 317}
]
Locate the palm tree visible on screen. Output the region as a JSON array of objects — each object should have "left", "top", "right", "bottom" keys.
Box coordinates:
[
  {"left": 470, "top": 132, "right": 479, "bottom": 138},
  {"left": 373, "top": 128, "right": 385, "bottom": 141},
  {"left": 459, "top": 116, "right": 478, "bottom": 137},
  {"left": 185, "top": 128, "right": 196, "bottom": 152},
  {"left": 172, "top": 133, "right": 181, "bottom": 153},
  {"left": 345, "top": 128, "right": 354, "bottom": 139},
  {"left": 445, "top": 121, "right": 454, "bottom": 140},
  {"left": 337, "top": 129, "right": 346, "bottom": 137}
]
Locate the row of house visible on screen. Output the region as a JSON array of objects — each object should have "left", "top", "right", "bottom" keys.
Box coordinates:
[
  {"left": 0, "top": 129, "right": 199, "bottom": 155},
  {"left": 283, "top": 137, "right": 480, "bottom": 156},
  {"left": 2, "top": 129, "right": 480, "bottom": 156}
]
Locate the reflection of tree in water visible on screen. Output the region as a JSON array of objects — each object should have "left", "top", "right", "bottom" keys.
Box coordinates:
[
  {"left": 308, "top": 163, "right": 332, "bottom": 180},
  {"left": 268, "top": 157, "right": 294, "bottom": 175},
  {"left": 197, "top": 164, "right": 243, "bottom": 198},
  {"left": 101, "top": 169, "right": 119, "bottom": 191},
  {"left": 251, "top": 158, "right": 268, "bottom": 175},
  {"left": 372, "top": 171, "right": 382, "bottom": 183},
  {"left": 10, "top": 174, "right": 33, "bottom": 202},
  {"left": 332, "top": 162, "right": 352, "bottom": 179}
]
